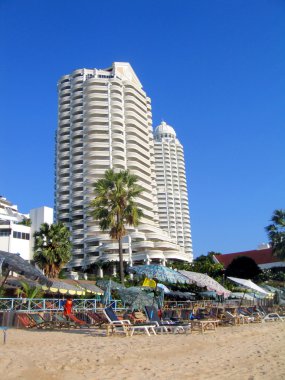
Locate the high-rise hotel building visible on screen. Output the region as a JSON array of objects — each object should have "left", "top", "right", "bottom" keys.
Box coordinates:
[
  {"left": 55, "top": 62, "right": 192, "bottom": 271},
  {"left": 154, "top": 122, "right": 193, "bottom": 259}
]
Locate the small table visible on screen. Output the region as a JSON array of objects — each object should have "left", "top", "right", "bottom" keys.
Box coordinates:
[{"left": 191, "top": 320, "right": 219, "bottom": 334}]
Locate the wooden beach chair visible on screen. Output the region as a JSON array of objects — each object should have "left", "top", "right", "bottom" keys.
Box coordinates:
[
  {"left": 86, "top": 311, "right": 108, "bottom": 327},
  {"left": 67, "top": 313, "right": 91, "bottom": 328},
  {"left": 17, "top": 313, "right": 37, "bottom": 328}
]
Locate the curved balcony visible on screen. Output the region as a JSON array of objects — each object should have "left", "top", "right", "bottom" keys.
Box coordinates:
[
  {"left": 86, "top": 108, "right": 109, "bottom": 118},
  {"left": 127, "top": 169, "right": 152, "bottom": 186},
  {"left": 84, "top": 92, "right": 108, "bottom": 101},
  {"left": 112, "top": 125, "right": 124, "bottom": 135},
  {"left": 111, "top": 116, "right": 124, "bottom": 125},
  {"left": 71, "top": 69, "right": 83, "bottom": 78},
  {"left": 71, "top": 208, "right": 83, "bottom": 217},
  {"left": 126, "top": 127, "right": 149, "bottom": 144},
  {"left": 112, "top": 150, "right": 125, "bottom": 159},
  {"left": 113, "top": 162, "right": 127, "bottom": 171},
  {"left": 84, "top": 160, "right": 110, "bottom": 169},
  {"left": 84, "top": 168, "right": 107, "bottom": 176},
  {"left": 141, "top": 250, "right": 165, "bottom": 259},
  {"left": 85, "top": 116, "right": 108, "bottom": 124},
  {"left": 57, "top": 193, "right": 69, "bottom": 202},
  {"left": 84, "top": 146, "right": 109, "bottom": 156},
  {"left": 72, "top": 146, "right": 83, "bottom": 155},
  {"left": 124, "top": 89, "right": 146, "bottom": 105},
  {"left": 127, "top": 144, "right": 149, "bottom": 159},
  {"left": 59, "top": 111, "right": 70, "bottom": 120},
  {"left": 129, "top": 231, "right": 145, "bottom": 240},
  {"left": 125, "top": 110, "right": 147, "bottom": 125},
  {"left": 57, "top": 211, "right": 69, "bottom": 220},
  {"left": 59, "top": 88, "right": 71, "bottom": 97},
  {"left": 84, "top": 88, "right": 108, "bottom": 97},
  {"left": 153, "top": 241, "right": 180, "bottom": 250},
  {"left": 112, "top": 140, "right": 125, "bottom": 150},
  {"left": 57, "top": 203, "right": 70, "bottom": 211},
  {"left": 112, "top": 131, "right": 124, "bottom": 141},
  {"left": 110, "top": 100, "right": 123, "bottom": 108},
  {"left": 163, "top": 251, "right": 191, "bottom": 262},
  {"left": 59, "top": 103, "right": 70, "bottom": 112},
  {"left": 132, "top": 241, "right": 154, "bottom": 249},
  {"left": 84, "top": 122, "right": 108, "bottom": 131}
]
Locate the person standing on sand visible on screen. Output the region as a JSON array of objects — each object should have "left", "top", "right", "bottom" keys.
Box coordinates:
[{"left": 63, "top": 297, "right": 73, "bottom": 319}]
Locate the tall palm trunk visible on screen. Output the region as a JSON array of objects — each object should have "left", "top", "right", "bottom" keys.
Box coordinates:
[{"left": 118, "top": 237, "right": 124, "bottom": 284}]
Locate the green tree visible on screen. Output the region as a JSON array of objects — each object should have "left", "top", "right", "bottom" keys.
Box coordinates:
[
  {"left": 168, "top": 252, "right": 223, "bottom": 278},
  {"left": 33, "top": 222, "right": 71, "bottom": 278},
  {"left": 225, "top": 256, "right": 261, "bottom": 280},
  {"left": 17, "top": 281, "right": 44, "bottom": 299},
  {"left": 191, "top": 254, "right": 224, "bottom": 278},
  {"left": 17, "top": 218, "right": 31, "bottom": 226},
  {"left": 265, "top": 209, "right": 285, "bottom": 260},
  {"left": 90, "top": 169, "right": 144, "bottom": 284}
]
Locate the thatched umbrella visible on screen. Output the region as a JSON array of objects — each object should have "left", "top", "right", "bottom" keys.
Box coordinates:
[{"left": 0, "top": 250, "right": 52, "bottom": 288}]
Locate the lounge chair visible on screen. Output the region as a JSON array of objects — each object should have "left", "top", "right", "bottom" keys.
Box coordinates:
[
  {"left": 28, "top": 313, "right": 56, "bottom": 329},
  {"left": 123, "top": 310, "right": 148, "bottom": 324},
  {"left": 86, "top": 311, "right": 108, "bottom": 327},
  {"left": 67, "top": 313, "right": 90, "bottom": 328},
  {"left": 145, "top": 306, "right": 190, "bottom": 334},
  {"left": 52, "top": 313, "right": 78, "bottom": 328},
  {"left": 219, "top": 311, "right": 239, "bottom": 326},
  {"left": 17, "top": 313, "right": 37, "bottom": 328},
  {"left": 103, "top": 306, "right": 157, "bottom": 336},
  {"left": 257, "top": 306, "right": 285, "bottom": 323},
  {"left": 238, "top": 307, "right": 262, "bottom": 323}
]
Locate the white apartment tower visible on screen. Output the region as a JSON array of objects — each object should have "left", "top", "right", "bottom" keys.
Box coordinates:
[
  {"left": 56, "top": 62, "right": 191, "bottom": 271},
  {"left": 153, "top": 122, "right": 193, "bottom": 260}
]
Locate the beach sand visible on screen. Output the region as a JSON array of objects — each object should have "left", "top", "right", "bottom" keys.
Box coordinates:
[{"left": 0, "top": 322, "right": 284, "bottom": 380}]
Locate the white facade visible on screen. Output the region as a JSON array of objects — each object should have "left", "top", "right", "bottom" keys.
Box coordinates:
[
  {"left": 55, "top": 62, "right": 191, "bottom": 270},
  {"left": 0, "top": 222, "right": 31, "bottom": 261},
  {"left": 0, "top": 197, "right": 53, "bottom": 261},
  {"left": 153, "top": 122, "right": 193, "bottom": 261},
  {"left": 29, "top": 206, "right": 54, "bottom": 259}
]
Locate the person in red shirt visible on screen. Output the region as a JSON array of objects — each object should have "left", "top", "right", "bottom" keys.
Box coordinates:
[{"left": 63, "top": 297, "right": 73, "bottom": 319}]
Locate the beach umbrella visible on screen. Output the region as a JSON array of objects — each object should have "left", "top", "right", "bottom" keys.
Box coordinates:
[
  {"left": 96, "top": 279, "right": 125, "bottom": 290},
  {"left": 0, "top": 250, "right": 52, "bottom": 287},
  {"left": 227, "top": 277, "right": 269, "bottom": 295},
  {"left": 168, "top": 290, "right": 195, "bottom": 300},
  {"left": 119, "top": 287, "right": 157, "bottom": 311},
  {"left": 76, "top": 281, "right": 104, "bottom": 295},
  {"left": 42, "top": 280, "right": 85, "bottom": 295},
  {"left": 230, "top": 292, "right": 264, "bottom": 301},
  {"left": 128, "top": 265, "right": 189, "bottom": 284},
  {"left": 179, "top": 270, "right": 231, "bottom": 297}
]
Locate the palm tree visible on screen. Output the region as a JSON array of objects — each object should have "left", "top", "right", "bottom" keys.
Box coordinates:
[
  {"left": 265, "top": 209, "right": 285, "bottom": 260},
  {"left": 90, "top": 169, "right": 144, "bottom": 284},
  {"left": 17, "top": 281, "right": 44, "bottom": 299},
  {"left": 33, "top": 222, "right": 71, "bottom": 278}
]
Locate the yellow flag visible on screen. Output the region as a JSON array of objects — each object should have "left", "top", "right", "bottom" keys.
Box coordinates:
[{"left": 142, "top": 278, "right": 156, "bottom": 288}]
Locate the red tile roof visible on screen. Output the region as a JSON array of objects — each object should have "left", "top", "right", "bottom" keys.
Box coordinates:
[{"left": 213, "top": 248, "right": 279, "bottom": 268}]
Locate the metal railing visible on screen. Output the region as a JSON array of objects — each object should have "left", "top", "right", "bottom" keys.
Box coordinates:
[{"left": 0, "top": 298, "right": 122, "bottom": 312}]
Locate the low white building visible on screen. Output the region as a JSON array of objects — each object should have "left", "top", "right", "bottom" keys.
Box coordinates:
[{"left": 0, "top": 197, "right": 53, "bottom": 261}]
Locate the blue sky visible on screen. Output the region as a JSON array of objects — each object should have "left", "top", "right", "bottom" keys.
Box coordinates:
[{"left": 1, "top": 0, "right": 284, "bottom": 258}]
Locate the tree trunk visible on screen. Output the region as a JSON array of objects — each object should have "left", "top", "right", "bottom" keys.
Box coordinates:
[{"left": 118, "top": 237, "right": 124, "bottom": 284}]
